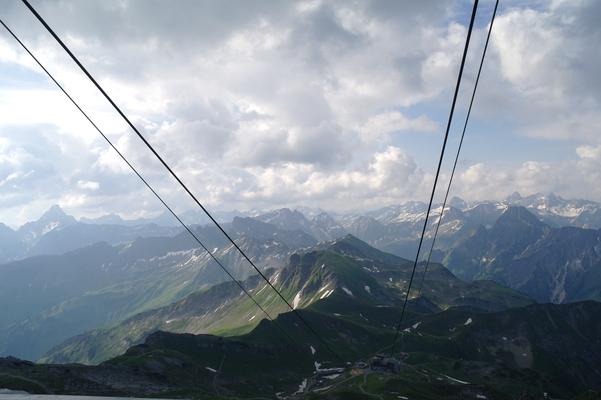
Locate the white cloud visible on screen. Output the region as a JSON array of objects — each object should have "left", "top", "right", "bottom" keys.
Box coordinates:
[
  {"left": 76, "top": 180, "right": 100, "bottom": 191},
  {"left": 238, "top": 146, "right": 428, "bottom": 210},
  {"left": 453, "top": 145, "right": 601, "bottom": 201},
  {"left": 481, "top": 0, "right": 601, "bottom": 141},
  {"left": 360, "top": 111, "right": 438, "bottom": 140},
  {"left": 0, "top": 0, "right": 600, "bottom": 225},
  {"left": 576, "top": 144, "right": 601, "bottom": 161}
]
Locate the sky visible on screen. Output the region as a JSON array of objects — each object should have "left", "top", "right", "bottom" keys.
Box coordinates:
[{"left": 1, "top": 0, "right": 601, "bottom": 227}]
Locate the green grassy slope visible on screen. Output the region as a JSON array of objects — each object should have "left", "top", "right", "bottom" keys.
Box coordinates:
[
  {"left": 3, "top": 300, "right": 601, "bottom": 399},
  {"left": 42, "top": 236, "right": 532, "bottom": 365}
]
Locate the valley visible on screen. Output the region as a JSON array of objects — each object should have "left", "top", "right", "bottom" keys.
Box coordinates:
[{"left": 1, "top": 194, "right": 600, "bottom": 399}]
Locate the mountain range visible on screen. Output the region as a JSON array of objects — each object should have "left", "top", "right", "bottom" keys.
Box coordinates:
[
  {"left": 0, "top": 243, "right": 599, "bottom": 398},
  {"left": 0, "top": 217, "right": 315, "bottom": 361},
  {"left": 40, "top": 235, "right": 532, "bottom": 365},
  {"left": 1, "top": 192, "right": 601, "bottom": 398},
  {"left": 2, "top": 193, "right": 601, "bottom": 361},
  {"left": 0, "top": 205, "right": 180, "bottom": 264},
  {"left": 445, "top": 205, "right": 601, "bottom": 303},
  {"left": 3, "top": 191, "right": 601, "bottom": 265}
]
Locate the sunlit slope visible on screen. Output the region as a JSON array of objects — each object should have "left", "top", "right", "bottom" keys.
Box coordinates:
[{"left": 43, "top": 235, "right": 532, "bottom": 364}]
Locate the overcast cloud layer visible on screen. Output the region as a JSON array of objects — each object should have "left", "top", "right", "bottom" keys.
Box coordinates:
[{"left": 1, "top": 0, "right": 601, "bottom": 226}]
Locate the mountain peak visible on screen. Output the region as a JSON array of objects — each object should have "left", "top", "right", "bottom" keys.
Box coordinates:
[
  {"left": 312, "top": 211, "right": 336, "bottom": 223},
  {"left": 260, "top": 208, "right": 304, "bottom": 219},
  {"left": 17, "top": 204, "right": 77, "bottom": 238},
  {"left": 256, "top": 208, "right": 311, "bottom": 232},
  {"left": 34, "top": 205, "right": 77, "bottom": 227},
  {"left": 41, "top": 204, "right": 68, "bottom": 220},
  {"left": 495, "top": 206, "right": 545, "bottom": 230},
  {"left": 449, "top": 196, "right": 467, "bottom": 209}
]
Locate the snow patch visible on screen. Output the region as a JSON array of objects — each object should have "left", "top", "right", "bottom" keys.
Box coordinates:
[
  {"left": 342, "top": 286, "right": 354, "bottom": 297},
  {"left": 310, "top": 345, "right": 316, "bottom": 355},
  {"left": 443, "top": 374, "right": 469, "bottom": 384},
  {"left": 403, "top": 321, "right": 421, "bottom": 332},
  {"left": 205, "top": 367, "right": 217, "bottom": 373},
  {"left": 294, "top": 379, "right": 308, "bottom": 394},
  {"left": 364, "top": 285, "right": 371, "bottom": 295},
  {"left": 464, "top": 317, "right": 473, "bottom": 326},
  {"left": 293, "top": 291, "right": 303, "bottom": 309}
]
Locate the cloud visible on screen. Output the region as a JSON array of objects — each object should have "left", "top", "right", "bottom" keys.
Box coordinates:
[
  {"left": 238, "top": 146, "right": 428, "bottom": 210},
  {"left": 76, "top": 180, "right": 100, "bottom": 191},
  {"left": 360, "top": 111, "right": 438, "bottom": 140},
  {"left": 0, "top": 0, "right": 600, "bottom": 226},
  {"left": 474, "top": 0, "right": 601, "bottom": 141},
  {"left": 452, "top": 144, "right": 601, "bottom": 201}
]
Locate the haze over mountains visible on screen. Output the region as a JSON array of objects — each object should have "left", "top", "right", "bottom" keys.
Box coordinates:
[
  {"left": 1, "top": 192, "right": 601, "bottom": 398},
  {"left": 3, "top": 191, "right": 600, "bottom": 264}
]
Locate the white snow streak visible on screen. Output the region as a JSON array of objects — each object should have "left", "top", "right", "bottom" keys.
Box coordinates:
[{"left": 293, "top": 291, "right": 303, "bottom": 309}]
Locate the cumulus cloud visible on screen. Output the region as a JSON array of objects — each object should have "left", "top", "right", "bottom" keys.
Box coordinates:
[
  {"left": 360, "top": 111, "right": 438, "bottom": 140},
  {"left": 453, "top": 145, "right": 601, "bottom": 201},
  {"left": 235, "top": 146, "right": 428, "bottom": 210},
  {"left": 474, "top": 0, "right": 601, "bottom": 141},
  {"left": 0, "top": 0, "right": 600, "bottom": 225}
]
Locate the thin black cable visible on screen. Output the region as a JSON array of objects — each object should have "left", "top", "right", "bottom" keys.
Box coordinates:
[
  {"left": 0, "top": 17, "right": 299, "bottom": 349},
  {"left": 417, "top": 0, "right": 499, "bottom": 298},
  {"left": 20, "top": 0, "right": 342, "bottom": 361},
  {"left": 390, "top": 0, "right": 479, "bottom": 355}
]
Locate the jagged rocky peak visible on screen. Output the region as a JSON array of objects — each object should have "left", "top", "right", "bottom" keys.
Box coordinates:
[
  {"left": 40, "top": 204, "right": 73, "bottom": 221},
  {"left": 257, "top": 207, "right": 309, "bottom": 226},
  {"left": 311, "top": 212, "right": 345, "bottom": 232},
  {"left": 312, "top": 211, "right": 336, "bottom": 224},
  {"left": 18, "top": 204, "right": 77, "bottom": 237}
]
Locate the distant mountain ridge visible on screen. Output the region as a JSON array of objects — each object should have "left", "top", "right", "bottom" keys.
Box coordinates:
[
  {"left": 0, "top": 217, "right": 317, "bottom": 361},
  {"left": 0, "top": 205, "right": 180, "bottom": 264},
  {"left": 2, "top": 192, "right": 600, "bottom": 264},
  {"left": 445, "top": 205, "right": 601, "bottom": 303},
  {"left": 2, "top": 194, "right": 601, "bottom": 361}
]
